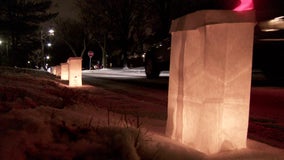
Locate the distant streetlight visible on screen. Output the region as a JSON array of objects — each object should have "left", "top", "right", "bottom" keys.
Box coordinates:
[
  {"left": 41, "top": 28, "right": 55, "bottom": 70},
  {"left": 0, "top": 39, "right": 9, "bottom": 56},
  {"left": 47, "top": 42, "right": 52, "bottom": 47},
  {"left": 48, "top": 29, "right": 55, "bottom": 36}
]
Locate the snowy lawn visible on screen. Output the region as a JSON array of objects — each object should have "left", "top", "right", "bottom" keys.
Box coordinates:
[{"left": 0, "top": 67, "right": 284, "bottom": 160}]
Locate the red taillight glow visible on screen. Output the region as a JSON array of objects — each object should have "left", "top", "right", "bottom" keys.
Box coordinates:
[{"left": 233, "top": 0, "right": 254, "bottom": 11}]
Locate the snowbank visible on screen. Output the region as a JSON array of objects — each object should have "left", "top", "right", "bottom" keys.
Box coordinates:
[{"left": 0, "top": 67, "right": 284, "bottom": 159}]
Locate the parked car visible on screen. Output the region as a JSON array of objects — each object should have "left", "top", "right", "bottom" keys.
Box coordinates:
[{"left": 145, "top": 38, "right": 171, "bottom": 79}]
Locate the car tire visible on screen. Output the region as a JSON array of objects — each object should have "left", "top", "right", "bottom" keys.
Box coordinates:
[{"left": 145, "top": 57, "right": 160, "bottom": 79}]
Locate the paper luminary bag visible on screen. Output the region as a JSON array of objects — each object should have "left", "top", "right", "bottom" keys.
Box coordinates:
[{"left": 166, "top": 10, "right": 255, "bottom": 154}]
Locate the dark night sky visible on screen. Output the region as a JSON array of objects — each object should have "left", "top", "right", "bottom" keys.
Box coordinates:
[
  {"left": 50, "top": 0, "right": 79, "bottom": 19},
  {"left": 49, "top": 0, "right": 284, "bottom": 20}
]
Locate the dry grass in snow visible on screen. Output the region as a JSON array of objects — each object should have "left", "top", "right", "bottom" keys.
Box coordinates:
[{"left": 0, "top": 67, "right": 284, "bottom": 160}]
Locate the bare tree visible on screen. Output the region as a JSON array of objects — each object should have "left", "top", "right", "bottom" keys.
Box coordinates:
[
  {"left": 77, "top": 0, "right": 145, "bottom": 67},
  {"left": 54, "top": 18, "right": 89, "bottom": 57},
  {"left": 76, "top": 0, "right": 110, "bottom": 66}
]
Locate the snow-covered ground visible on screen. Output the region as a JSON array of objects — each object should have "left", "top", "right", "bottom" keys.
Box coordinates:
[
  {"left": 1, "top": 67, "right": 284, "bottom": 160},
  {"left": 82, "top": 67, "right": 169, "bottom": 78}
]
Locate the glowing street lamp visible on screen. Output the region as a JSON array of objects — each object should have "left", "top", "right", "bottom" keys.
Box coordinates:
[
  {"left": 41, "top": 28, "right": 55, "bottom": 70},
  {"left": 47, "top": 42, "right": 52, "bottom": 47},
  {"left": 48, "top": 29, "right": 55, "bottom": 36},
  {"left": 0, "top": 39, "right": 9, "bottom": 56}
]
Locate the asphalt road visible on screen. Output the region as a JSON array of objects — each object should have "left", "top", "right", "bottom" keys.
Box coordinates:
[
  {"left": 83, "top": 74, "right": 169, "bottom": 103},
  {"left": 82, "top": 70, "right": 170, "bottom": 122}
]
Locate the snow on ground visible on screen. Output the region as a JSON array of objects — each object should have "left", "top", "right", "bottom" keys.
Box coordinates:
[
  {"left": 0, "top": 67, "right": 284, "bottom": 160},
  {"left": 82, "top": 67, "right": 169, "bottom": 78}
]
